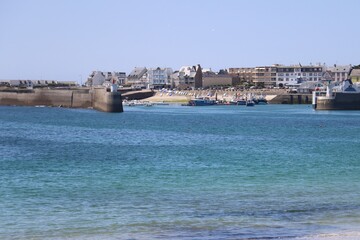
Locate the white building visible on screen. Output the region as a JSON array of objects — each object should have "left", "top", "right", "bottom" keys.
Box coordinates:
[
  {"left": 276, "top": 65, "right": 324, "bottom": 87},
  {"left": 147, "top": 67, "right": 173, "bottom": 89},
  {"left": 175, "top": 65, "right": 200, "bottom": 88},
  {"left": 86, "top": 71, "right": 126, "bottom": 87}
]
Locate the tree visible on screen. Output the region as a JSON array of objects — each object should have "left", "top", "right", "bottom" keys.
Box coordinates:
[{"left": 218, "top": 69, "right": 228, "bottom": 75}]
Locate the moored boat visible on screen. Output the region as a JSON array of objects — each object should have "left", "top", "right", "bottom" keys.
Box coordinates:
[
  {"left": 187, "top": 97, "right": 217, "bottom": 106},
  {"left": 246, "top": 99, "right": 255, "bottom": 106}
]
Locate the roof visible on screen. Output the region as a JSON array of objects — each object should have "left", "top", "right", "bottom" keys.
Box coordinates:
[
  {"left": 327, "top": 65, "right": 351, "bottom": 73},
  {"left": 128, "top": 67, "right": 147, "bottom": 77},
  {"left": 298, "top": 81, "right": 323, "bottom": 89}
]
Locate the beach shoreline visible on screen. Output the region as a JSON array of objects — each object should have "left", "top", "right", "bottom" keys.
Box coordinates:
[{"left": 143, "top": 89, "right": 282, "bottom": 104}]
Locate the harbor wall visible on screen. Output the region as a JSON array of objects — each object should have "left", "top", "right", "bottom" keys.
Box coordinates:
[
  {"left": 122, "top": 90, "right": 155, "bottom": 100},
  {"left": 268, "top": 94, "right": 312, "bottom": 104},
  {"left": 0, "top": 88, "right": 123, "bottom": 112},
  {"left": 315, "top": 92, "right": 360, "bottom": 110},
  {"left": 92, "top": 88, "right": 123, "bottom": 112}
]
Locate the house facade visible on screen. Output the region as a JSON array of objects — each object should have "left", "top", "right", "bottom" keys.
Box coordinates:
[
  {"left": 202, "top": 69, "right": 233, "bottom": 88},
  {"left": 147, "top": 67, "right": 173, "bottom": 89},
  {"left": 126, "top": 67, "right": 148, "bottom": 88},
  {"left": 228, "top": 67, "right": 254, "bottom": 84},
  {"left": 276, "top": 65, "right": 324, "bottom": 87},
  {"left": 326, "top": 65, "right": 352, "bottom": 82},
  {"left": 175, "top": 64, "right": 202, "bottom": 89},
  {"left": 253, "top": 66, "right": 277, "bottom": 87},
  {"left": 86, "top": 71, "right": 126, "bottom": 87}
]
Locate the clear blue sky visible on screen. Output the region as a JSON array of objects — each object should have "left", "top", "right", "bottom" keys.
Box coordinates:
[{"left": 1, "top": 0, "right": 359, "bottom": 82}]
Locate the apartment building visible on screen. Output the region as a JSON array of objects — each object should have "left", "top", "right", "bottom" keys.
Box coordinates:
[
  {"left": 253, "top": 66, "right": 277, "bottom": 87},
  {"left": 228, "top": 67, "right": 254, "bottom": 83},
  {"left": 276, "top": 65, "right": 324, "bottom": 87}
]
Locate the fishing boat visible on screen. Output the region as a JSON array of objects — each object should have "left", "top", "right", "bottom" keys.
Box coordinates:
[
  {"left": 255, "top": 95, "right": 268, "bottom": 105},
  {"left": 246, "top": 99, "right": 255, "bottom": 107},
  {"left": 237, "top": 99, "right": 247, "bottom": 105},
  {"left": 187, "top": 97, "right": 217, "bottom": 106}
]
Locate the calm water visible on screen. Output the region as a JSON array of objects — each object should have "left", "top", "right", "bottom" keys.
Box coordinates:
[{"left": 1, "top": 104, "right": 360, "bottom": 239}]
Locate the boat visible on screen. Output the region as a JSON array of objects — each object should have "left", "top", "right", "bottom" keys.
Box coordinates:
[
  {"left": 153, "top": 101, "right": 169, "bottom": 106},
  {"left": 237, "top": 99, "right": 247, "bottom": 105},
  {"left": 313, "top": 79, "right": 360, "bottom": 110},
  {"left": 144, "top": 101, "right": 154, "bottom": 107},
  {"left": 255, "top": 95, "right": 268, "bottom": 105},
  {"left": 246, "top": 99, "right": 255, "bottom": 107},
  {"left": 187, "top": 97, "right": 217, "bottom": 106}
]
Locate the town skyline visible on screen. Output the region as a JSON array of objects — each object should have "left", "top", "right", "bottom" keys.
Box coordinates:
[{"left": 1, "top": 0, "right": 359, "bottom": 82}]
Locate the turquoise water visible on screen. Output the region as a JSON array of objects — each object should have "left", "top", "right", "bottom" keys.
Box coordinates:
[{"left": 1, "top": 104, "right": 360, "bottom": 239}]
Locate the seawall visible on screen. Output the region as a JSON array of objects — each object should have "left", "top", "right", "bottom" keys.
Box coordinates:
[
  {"left": 0, "top": 88, "right": 123, "bottom": 112},
  {"left": 269, "top": 94, "right": 312, "bottom": 104}
]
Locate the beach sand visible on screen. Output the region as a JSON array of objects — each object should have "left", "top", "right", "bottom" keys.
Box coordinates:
[
  {"left": 144, "top": 93, "right": 191, "bottom": 103},
  {"left": 144, "top": 90, "right": 278, "bottom": 103}
]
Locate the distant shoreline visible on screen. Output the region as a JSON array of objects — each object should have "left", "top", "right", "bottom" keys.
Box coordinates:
[{"left": 143, "top": 89, "right": 311, "bottom": 104}]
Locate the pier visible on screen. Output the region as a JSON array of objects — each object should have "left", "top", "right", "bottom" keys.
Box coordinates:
[{"left": 0, "top": 87, "right": 123, "bottom": 112}]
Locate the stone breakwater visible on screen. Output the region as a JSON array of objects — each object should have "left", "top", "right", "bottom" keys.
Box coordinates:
[{"left": 0, "top": 87, "right": 123, "bottom": 112}]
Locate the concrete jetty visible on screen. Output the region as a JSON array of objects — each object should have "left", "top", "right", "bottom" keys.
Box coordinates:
[{"left": 0, "top": 87, "right": 123, "bottom": 112}]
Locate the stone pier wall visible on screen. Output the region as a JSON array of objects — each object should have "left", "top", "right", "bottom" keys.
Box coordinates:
[
  {"left": 0, "top": 88, "right": 123, "bottom": 112},
  {"left": 92, "top": 88, "right": 123, "bottom": 112}
]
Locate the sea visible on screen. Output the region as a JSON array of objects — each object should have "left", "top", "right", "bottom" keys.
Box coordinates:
[{"left": 1, "top": 104, "right": 360, "bottom": 240}]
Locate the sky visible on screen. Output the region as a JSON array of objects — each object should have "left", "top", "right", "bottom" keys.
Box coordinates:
[{"left": 1, "top": 0, "right": 359, "bottom": 82}]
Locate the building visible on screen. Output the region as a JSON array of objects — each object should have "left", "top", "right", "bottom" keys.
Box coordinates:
[
  {"left": 147, "top": 67, "right": 173, "bottom": 89},
  {"left": 326, "top": 65, "right": 352, "bottom": 82},
  {"left": 86, "top": 71, "right": 126, "bottom": 87},
  {"left": 276, "top": 65, "right": 324, "bottom": 87},
  {"left": 127, "top": 67, "right": 148, "bottom": 88},
  {"left": 350, "top": 69, "right": 360, "bottom": 83},
  {"left": 253, "top": 66, "right": 277, "bottom": 87},
  {"left": 1, "top": 79, "right": 77, "bottom": 88},
  {"left": 176, "top": 64, "right": 202, "bottom": 89},
  {"left": 202, "top": 69, "right": 233, "bottom": 88},
  {"left": 297, "top": 81, "right": 325, "bottom": 93},
  {"left": 228, "top": 67, "right": 254, "bottom": 84},
  {"left": 7, "top": 80, "right": 33, "bottom": 88}
]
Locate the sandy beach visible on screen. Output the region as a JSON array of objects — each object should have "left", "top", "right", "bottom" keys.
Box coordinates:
[{"left": 144, "top": 89, "right": 280, "bottom": 103}]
